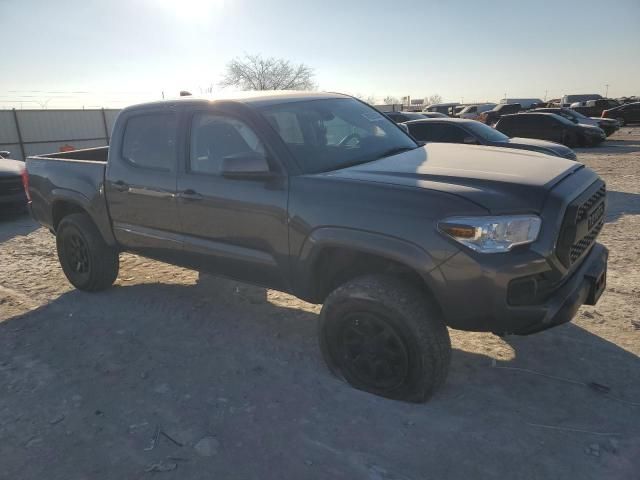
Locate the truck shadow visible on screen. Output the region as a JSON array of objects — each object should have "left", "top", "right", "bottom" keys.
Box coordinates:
[
  {"left": 606, "top": 190, "right": 640, "bottom": 222},
  {"left": 1, "top": 275, "right": 638, "bottom": 478}
]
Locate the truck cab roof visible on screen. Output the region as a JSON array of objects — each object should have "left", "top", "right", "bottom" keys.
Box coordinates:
[{"left": 123, "top": 91, "right": 351, "bottom": 112}]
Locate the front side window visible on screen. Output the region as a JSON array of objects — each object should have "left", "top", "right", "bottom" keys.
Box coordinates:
[
  {"left": 189, "top": 113, "right": 266, "bottom": 175},
  {"left": 259, "top": 98, "right": 417, "bottom": 174},
  {"left": 122, "top": 113, "right": 177, "bottom": 170}
]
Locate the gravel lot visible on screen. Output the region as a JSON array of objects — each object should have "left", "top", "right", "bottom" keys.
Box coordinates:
[{"left": 1, "top": 128, "right": 639, "bottom": 480}]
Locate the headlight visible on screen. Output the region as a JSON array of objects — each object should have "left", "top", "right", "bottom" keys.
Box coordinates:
[{"left": 438, "top": 215, "right": 542, "bottom": 253}]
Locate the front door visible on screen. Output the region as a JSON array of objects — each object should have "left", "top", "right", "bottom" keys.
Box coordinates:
[
  {"left": 105, "top": 109, "right": 182, "bottom": 258},
  {"left": 176, "top": 109, "right": 289, "bottom": 290}
]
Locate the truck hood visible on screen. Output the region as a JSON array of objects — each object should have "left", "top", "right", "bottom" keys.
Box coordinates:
[
  {"left": 0, "top": 158, "right": 25, "bottom": 178},
  {"left": 326, "top": 144, "right": 582, "bottom": 213}
]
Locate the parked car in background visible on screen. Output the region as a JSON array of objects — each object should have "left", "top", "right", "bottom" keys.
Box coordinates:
[
  {"left": 601, "top": 102, "right": 640, "bottom": 126},
  {"left": 499, "top": 98, "right": 543, "bottom": 109},
  {"left": 0, "top": 152, "right": 28, "bottom": 211},
  {"left": 570, "top": 99, "right": 621, "bottom": 117},
  {"left": 458, "top": 103, "right": 497, "bottom": 120},
  {"left": 532, "top": 107, "right": 619, "bottom": 136},
  {"left": 481, "top": 103, "right": 521, "bottom": 125},
  {"left": 495, "top": 113, "right": 606, "bottom": 147},
  {"left": 451, "top": 105, "right": 466, "bottom": 116},
  {"left": 25, "top": 92, "right": 609, "bottom": 402},
  {"left": 561, "top": 94, "right": 602, "bottom": 107},
  {"left": 423, "top": 102, "right": 460, "bottom": 116},
  {"left": 384, "top": 111, "right": 430, "bottom": 123},
  {"left": 404, "top": 118, "right": 576, "bottom": 159},
  {"left": 420, "top": 111, "right": 448, "bottom": 118}
]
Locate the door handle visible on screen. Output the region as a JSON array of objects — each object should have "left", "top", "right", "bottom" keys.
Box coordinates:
[
  {"left": 178, "top": 189, "right": 203, "bottom": 200},
  {"left": 113, "top": 180, "right": 129, "bottom": 192}
]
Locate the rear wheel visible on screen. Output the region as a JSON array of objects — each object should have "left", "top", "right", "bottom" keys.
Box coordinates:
[
  {"left": 56, "top": 213, "right": 119, "bottom": 291},
  {"left": 319, "top": 275, "right": 451, "bottom": 402},
  {"left": 616, "top": 117, "right": 625, "bottom": 127}
]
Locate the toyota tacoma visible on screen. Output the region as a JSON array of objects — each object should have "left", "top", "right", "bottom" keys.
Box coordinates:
[{"left": 25, "top": 92, "right": 608, "bottom": 402}]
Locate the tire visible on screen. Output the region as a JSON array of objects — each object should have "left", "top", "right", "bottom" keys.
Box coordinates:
[
  {"left": 616, "top": 117, "right": 625, "bottom": 127},
  {"left": 318, "top": 275, "right": 451, "bottom": 403},
  {"left": 56, "top": 213, "right": 119, "bottom": 291}
]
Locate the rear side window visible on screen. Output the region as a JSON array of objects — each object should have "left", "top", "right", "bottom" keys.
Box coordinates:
[
  {"left": 408, "top": 123, "right": 442, "bottom": 141},
  {"left": 122, "top": 113, "right": 177, "bottom": 170},
  {"left": 497, "top": 116, "right": 514, "bottom": 128},
  {"left": 436, "top": 125, "right": 468, "bottom": 143}
]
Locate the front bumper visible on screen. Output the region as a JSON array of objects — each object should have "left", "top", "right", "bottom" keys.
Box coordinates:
[
  {"left": 510, "top": 243, "right": 607, "bottom": 334},
  {"left": 433, "top": 242, "right": 608, "bottom": 335}
]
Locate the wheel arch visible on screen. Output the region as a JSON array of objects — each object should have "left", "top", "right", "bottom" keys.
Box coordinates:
[
  {"left": 293, "top": 227, "right": 444, "bottom": 306},
  {"left": 50, "top": 190, "right": 117, "bottom": 246}
]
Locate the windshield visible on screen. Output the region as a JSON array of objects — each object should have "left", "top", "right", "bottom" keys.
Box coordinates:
[
  {"left": 548, "top": 113, "right": 575, "bottom": 126},
  {"left": 465, "top": 121, "right": 510, "bottom": 142},
  {"left": 567, "top": 109, "right": 588, "bottom": 120},
  {"left": 259, "top": 98, "right": 417, "bottom": 173}
]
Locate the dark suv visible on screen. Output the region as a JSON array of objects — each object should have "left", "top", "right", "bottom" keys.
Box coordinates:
[
  {"left": 495, "top": 113, "right": 606, "bottom": 147},
  {"left": 481, "top": 103, "right": 521, "bottom": 125},
  {"left": 601, "top": 102, "right": 640, "bottom": 126}
]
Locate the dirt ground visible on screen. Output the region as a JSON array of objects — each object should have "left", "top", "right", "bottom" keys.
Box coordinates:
[{"left": 1, "top": 128, "right": 639, "bottom": 480}]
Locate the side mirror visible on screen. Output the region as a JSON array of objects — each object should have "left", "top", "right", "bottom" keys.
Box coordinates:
[
  {"left": 221, "top": 152, "right": 273, "bottom": 179},
  {"left": 0, "top": 150, "right": 10, "bottom": 158},
  {"left": 463, "top": 136, "right": 478, "bottom": 145},
  {"left": 398, "top": 123, "right": 410, "bottom": 134}
]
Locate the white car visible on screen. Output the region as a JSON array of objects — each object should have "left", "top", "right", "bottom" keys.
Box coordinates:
[{"left": 458, "top": 104, "right": 497, "bottom": 120}]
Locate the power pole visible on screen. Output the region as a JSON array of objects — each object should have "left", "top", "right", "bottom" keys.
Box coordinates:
[{"left": 605, "top": 84, "right": 609, "bottom": 97}]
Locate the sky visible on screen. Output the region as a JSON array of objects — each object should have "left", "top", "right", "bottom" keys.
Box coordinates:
[{"left": 1, "top": 0, "right": 639, "bottom": 108}]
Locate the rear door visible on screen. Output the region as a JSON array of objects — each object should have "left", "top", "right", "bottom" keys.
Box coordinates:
[
  {"left": 105, "top": 108, "right": 182, "bottom": 256},
  {"left": 175, "top": 107, "right": 289, "bottom": 290},
  {"left": 626, "top": 103, "right": 640, "bottom": 122},
  {"left": 540, "top": 116, "right": 564, "bottom": 143}
]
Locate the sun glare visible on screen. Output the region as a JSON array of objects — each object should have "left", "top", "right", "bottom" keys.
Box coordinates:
[{"left": 154, "top": 0, "right": 225, "bottom": 20}]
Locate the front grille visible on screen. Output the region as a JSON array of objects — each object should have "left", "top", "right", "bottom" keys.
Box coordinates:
[
  {"left": 570, "top": 220, "right": 604, "bottom": 263},
  {"left": 576, "top": 185, "right": 606, "bottom": 222},
  {"left": 557, "top": 181, "right": 606, "bottom": 268},
  {"left": 0, "top": 176, "right": 23, "bottom": 196}
]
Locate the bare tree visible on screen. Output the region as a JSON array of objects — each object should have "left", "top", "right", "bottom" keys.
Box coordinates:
[
  {"left": 354, "top": 93, "right": 377, "bottom": 105},
  {"left": 220, "top": 54, "right": 315, "bottom": 91},
  {"left": 426, "top": 94, "right": 443, "bottom": 105},
  {"left": 383, "top": 95, "right": 399, "bottom": 105}
]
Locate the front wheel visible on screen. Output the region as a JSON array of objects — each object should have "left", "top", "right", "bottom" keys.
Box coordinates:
[
  {"left": 318, "top": 275, "right": 451, "bottom": 402},
  {"left": 616, "top": 117, "right": 625, "bottom": 127},
  {"left": 56, "top": 213, "right": 119, "bottom": 291}
]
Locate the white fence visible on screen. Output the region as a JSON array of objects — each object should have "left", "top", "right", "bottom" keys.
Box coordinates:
[{"left": 0, "top": 109, "right": 121, "bottom": 160}]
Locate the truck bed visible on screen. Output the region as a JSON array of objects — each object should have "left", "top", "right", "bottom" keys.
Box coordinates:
[
  {"left": 36, "top": 146, "right": 109, "bottom": 163},
  {"left": 26, "top": 146, "right": 114, "bottom": 243}
]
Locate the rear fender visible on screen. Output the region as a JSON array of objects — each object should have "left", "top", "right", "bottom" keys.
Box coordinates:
[{"left": 50, "top": 188, "right": 117, "bottom": 246}]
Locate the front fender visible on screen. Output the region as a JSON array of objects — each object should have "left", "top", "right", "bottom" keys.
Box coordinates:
[{"left": 292, "top": 227, "right": 448, "bottom": 302}]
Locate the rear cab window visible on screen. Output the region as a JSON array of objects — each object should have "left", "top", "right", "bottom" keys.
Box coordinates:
[{"left": 121, "top": 113, "right": 177, "bottom": 170}]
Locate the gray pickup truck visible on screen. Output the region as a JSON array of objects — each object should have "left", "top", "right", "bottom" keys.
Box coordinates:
[{"left": 26, "top": 92, "right": 608, "bottom": 402}]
